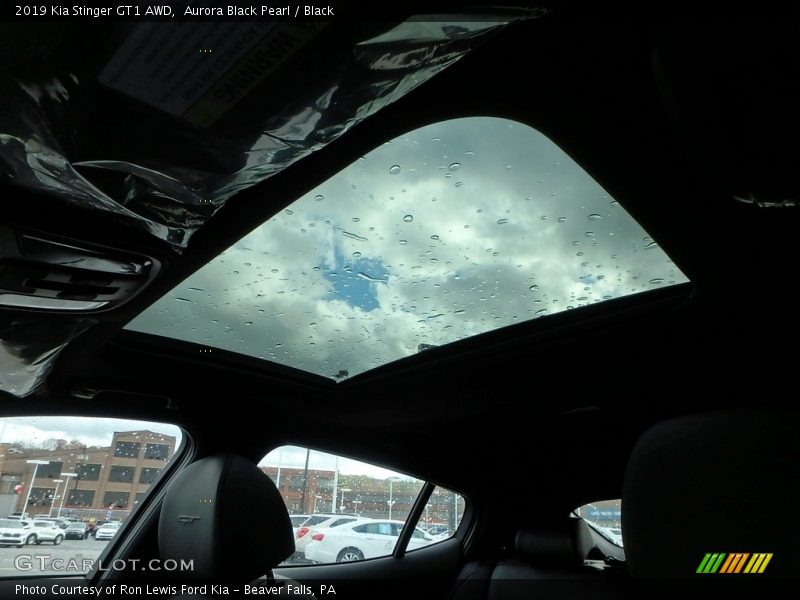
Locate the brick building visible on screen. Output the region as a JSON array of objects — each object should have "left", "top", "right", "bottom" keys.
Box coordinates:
[
  {"left": 0, "top": 430, "right": 176, "bottom": 518},
  {"left": 261, "top": 465, "right": 458, "bottom": 526}
]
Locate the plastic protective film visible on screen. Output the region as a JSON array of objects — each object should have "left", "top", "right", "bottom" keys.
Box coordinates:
[
  {"left": 0, "top": 14, "right": 537, "bottom": 250},
  {"left": 0, "top": 317, "right": 93, "bottom": 397}
]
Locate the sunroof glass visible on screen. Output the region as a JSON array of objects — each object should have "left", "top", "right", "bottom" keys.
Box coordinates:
[{"left": 126, "top": 117, "right": 688, "bottom": 380}]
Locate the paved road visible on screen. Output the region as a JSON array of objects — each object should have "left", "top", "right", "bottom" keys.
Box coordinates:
[
  {"left": 1, "top": 538, "right": 313, "bottom": 578},
  {"left": 0, "top": 539, "right": 108, "bottom": 576}
]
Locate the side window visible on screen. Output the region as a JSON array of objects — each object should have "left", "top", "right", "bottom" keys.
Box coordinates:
[
  {"left": 0, "top": 416, "right": 183, "bottom": 577},
  {"left": 576, "top": 499, "right": 623, "bottom": 547},
  {"left": 262, "top": 446, "right": 466, "bottom": 565},
  {"left": 376, "top": 523, "right": 393, "bottom": 536},
  {"left": 329, "top": 518, "right": 354, "bottom": 527}
]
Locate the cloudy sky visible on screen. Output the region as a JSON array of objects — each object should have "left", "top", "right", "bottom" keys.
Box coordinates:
[
  {"left": 127, "top": 117, "right": 686, "bottom": 380},
  {"left": 0, "top": 417, "right": 181, "bottom": 448},
  {"left": 259, "top": 445, "right": 415, "bottom": 480},
  {"left": 0, "top": 418, "right": 406, "bottom": 480}
]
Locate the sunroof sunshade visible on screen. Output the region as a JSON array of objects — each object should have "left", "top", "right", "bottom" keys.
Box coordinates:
[{"left": 127, "top": 117, "right": 688, "bottom": 380}]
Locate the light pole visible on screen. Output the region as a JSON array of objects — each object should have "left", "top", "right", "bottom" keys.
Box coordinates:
[
  {"left": 47, "top": 480, "right": 63, "bottom": 517},
  {"left": 331, "top": 455, "right": 339, "bottom": 513},
  {"left": 275, "top": 447, "right": 284, "bottom": 488},
  {"left": 56, "top": 473, "right": 78, "bottom": 518},
  {"left": 22, "top": 460, "right": 49, "bottom": 518},
  {"left": 386, "top": 477, "right": 400, "bottom": 520},
  {"left": 339, "top": 488, "right": 351, "bottom": 513}
]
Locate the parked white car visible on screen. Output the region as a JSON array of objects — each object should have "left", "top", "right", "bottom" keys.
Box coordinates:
[
  {"left": 30, "top": 520, "right": 64, "bottom": 545},
  {"left": 94, "top": 522, "right": 121, "bottom": 541},
  {"left": 289, "top": 514, "right": 310, "bottom": 538},
  {"left": 304, "top": 518, "right": 436, "bottom": 563},
  {"left": 0, "top": 518, "right": 36, "bottom": 547},
  {"left": 36, "top": 517, "right": 70, "bottom": 530},
  {"left": 587, "top": 523, "right": 624, "bottom": 547},
  {"left": 294, "top": 514, "right": 360, "bottom": 555}
]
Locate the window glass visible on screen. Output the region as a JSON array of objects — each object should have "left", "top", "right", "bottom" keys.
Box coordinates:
[
  {"left": 139, "top": 467, "right": 162, "bottom": 484},
  {"left": 113, "top": 441, "right": 141, "bottom": 459},
  {"left": 36, "top": 461, "right": 62, "bottom": 479},
  {"left": 262, "top": 446, "right": 463, "bottom": 565},
  {"left": 576, "top": 499, "right": 623, "bottom": 547},
  {"left": 0, "top": 416, "right": 182, "bottom": 576},
  {"left": 108, "top": 466, "right": 135, "bottom": 483},
  {"left": 68, "top": 489, "right": 95, "bottom": 506},
  {"left": 144, "top": 443, "right": 170, "bottom": 460},
  {"left": 77, "top": 463, "right": 101, "bottom": 481},
  {"left": 290, "top": 515, "right": 309, "bottom": 527},
  {"left": 128, "top": 117, "right": 689, "bottom": 381},
  {"left": 103, "top": 491, "right": 130, "bottom": 508}
]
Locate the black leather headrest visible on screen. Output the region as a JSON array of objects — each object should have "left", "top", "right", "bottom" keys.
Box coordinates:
[
  {"left": 515, "top": 518, "right": 594, "bottom": 567},
  {"left": 623, "top": 409, "right": 800, "bottom": 578},
  {"left": 158, "top": 453, "right": 293, "bottom": 582}
]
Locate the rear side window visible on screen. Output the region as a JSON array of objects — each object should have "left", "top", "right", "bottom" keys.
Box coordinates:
[
  {"left": 576, "top": 499, "right": 623, "bottom": 547},
  {"left": 0, "top": 416, "right": 183, "bottom": 577},
  {"left": 262, "top": 445, "right": 465, "bottom": 565},
  {"left": 330, "top": 518, "right": 356, "bottom": 527}
]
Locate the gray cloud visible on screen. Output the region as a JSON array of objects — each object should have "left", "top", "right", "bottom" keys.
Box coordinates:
[
  {"left": 260, "top": 445, "right": 414, "bottom": 480},
  {"left": 0, "top": 417, "right": 182, "bottom": 448},
  {"left": 128, "top": 117, "right": 686, "bottom": 379}
]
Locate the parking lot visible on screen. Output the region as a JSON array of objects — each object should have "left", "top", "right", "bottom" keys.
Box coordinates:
[{"left": 0, "top": 539, "right": 108, "bottom": 576}]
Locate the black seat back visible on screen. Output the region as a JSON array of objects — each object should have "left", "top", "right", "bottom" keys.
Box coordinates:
[
  {"left": 159, "top": 452, "right": 294, "bottom": 583},
  {"left": 623, "top": 408, "right": 800, "bottom": 578}
]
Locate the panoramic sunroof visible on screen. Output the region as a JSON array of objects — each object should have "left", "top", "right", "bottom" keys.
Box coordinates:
[{"left": 126, "top": 117, "right": 688, "bottom": 380}]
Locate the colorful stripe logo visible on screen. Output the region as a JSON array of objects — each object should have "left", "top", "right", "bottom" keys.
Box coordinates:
[{"left": 697, "top": 553, "right": 773, "bottom": 574}]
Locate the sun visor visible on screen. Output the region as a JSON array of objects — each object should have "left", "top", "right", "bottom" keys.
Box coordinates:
[
  {"left": 0, "top": 14, "right": 537, "bottom": 250},
  {"left": 0, "top": 316, "right": 93, "bottom": 398}
]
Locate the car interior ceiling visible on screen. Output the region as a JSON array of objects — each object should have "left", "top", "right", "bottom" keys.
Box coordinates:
[{"left": 1, "top": 1, "right": 799, "bottom": 597}]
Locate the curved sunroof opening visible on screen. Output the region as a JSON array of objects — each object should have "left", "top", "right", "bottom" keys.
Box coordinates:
[{"left": 126, "top": 117, "right": 688, "bottom": 380}]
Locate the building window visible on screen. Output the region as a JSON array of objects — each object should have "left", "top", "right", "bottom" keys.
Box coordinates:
[
  {"left": 139, "top": 467, "right": 162, "bottom": 484},
  {"left": 114, "top": 441, "right": 141, "bottom": 458},
  {"left": 144, "top": 443, "right": 170, "bottom": 460},
  {"left": 37, "top": 461, "right": 63, "bottom": 479},
  {"left": 67, "top": 490, "right": 95, "bottom": 507},
  {"left": 109, "top": 466, "right": 135, "bottom": 483},
  {"left": 134, "top": 492, "right": 147, "bottom": 506},
  {"left": 0, "top": 474, "right": 22, "bottom": 495},
  {"left": 29, "top": 487, "right": 55, "bottom": 506},
  {"left": 289, "top": 475, "right": 305, "bottom": 491},
  {"left": 77, "top": 463, "right": 101, "bottom": 481},
  {"left": 103, "top": 491, "right": 129, "bottom": 509}
]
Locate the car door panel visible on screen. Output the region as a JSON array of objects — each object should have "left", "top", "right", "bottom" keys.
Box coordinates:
[{"left": 274, "top": 537, "right": 462, "bottom": 600}]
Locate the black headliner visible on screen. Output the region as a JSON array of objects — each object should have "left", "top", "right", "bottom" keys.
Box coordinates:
[{"left": 2, "top": 2, "right": 798, "bottom": 533}]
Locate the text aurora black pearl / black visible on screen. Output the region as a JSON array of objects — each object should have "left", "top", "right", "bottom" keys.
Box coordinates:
[{"left": 184, "top": 5, "right": 334, "bottom": 16}]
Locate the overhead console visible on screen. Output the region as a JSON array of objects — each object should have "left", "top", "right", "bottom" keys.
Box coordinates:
[{"left": 0, "top": 223, "right": 160, "bottom": 313}]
